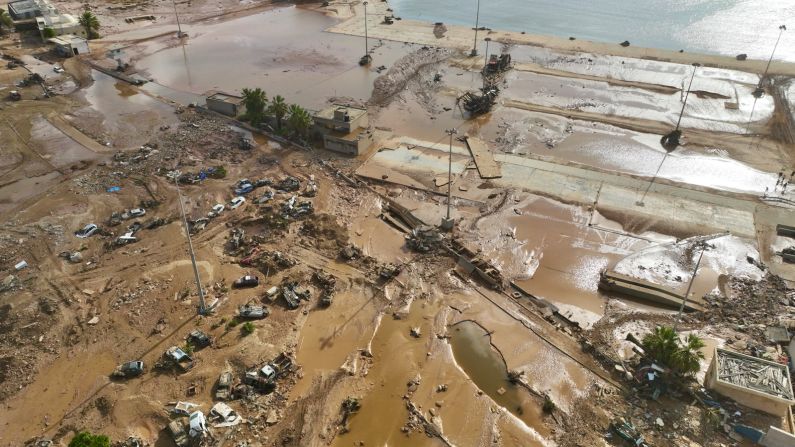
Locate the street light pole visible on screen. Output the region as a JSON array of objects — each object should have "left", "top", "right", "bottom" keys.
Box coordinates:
[
  {"left": 174, "top": 176, "right": 206, "bottom": 315},
  {"left": 470, "top": 0, "right": 481, "bottom": 57},
  {"left": 484, "top": 37, "right": 491, "bottom": 68},
  {"left": 172, "top": 0, "right": 184, "bottom": 37},
  {"left": 441, "top": 128, "right": 457, "bottom": 231},
  {"left": 364, "top": 1, "right": 369, "bottom": 57},
  {"left": 660, "top": 62, "right": 700, "bottom": 151},
  {"left": 755, "top": 25, "right": 787, "bottom": 97},
  {"left": 673, "top": 232, "right": 729, "bottom": 331}
]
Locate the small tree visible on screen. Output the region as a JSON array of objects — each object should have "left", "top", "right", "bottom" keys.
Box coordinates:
[
  {"left": 241, "top": 321, "right": 255, "bottom": 336},
  {"left": 42, "top": 27, "right": 56, "bottom": 39},
  {"left": 287, "top": 104, "right": 313, "bottom": 139},
  {"left": 268, "top": 95, "right": 288, "bottom": 130},
  {"left": 78, "top": 11, "right": 100, "bottom": 39},
  {"left": 241, "top": 88, "right": 267, "bottom": 127},
  {"left": 69, "top": 431, "right": 110, "bottom": 447}
]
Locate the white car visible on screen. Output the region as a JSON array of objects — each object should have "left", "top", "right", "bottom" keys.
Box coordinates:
[
  {"left": 128, "top": 208, "right": 146, "bottom": 218},
  {"left": 208, "top": 203, "right": 225, "bottom": 218},
  {"left": 53, "top": 65, "right": 64, "bottom": 73},
  {"left": 75, "top": 223, "right": 98, "bottom": 238},
  {"left": 230, "top": 196, "right": 246, "bottom": 209}
]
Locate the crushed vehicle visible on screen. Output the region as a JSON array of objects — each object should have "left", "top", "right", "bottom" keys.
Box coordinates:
[
  {"left": 275, "top": 176, "right": 300, "bottom": 192},
  {"left": 188, "top": 411, "right": 208, "bottom": 438},
  {"left": 172, "top": 401, "right": 200, "bottom": 416},
  {"left": 234, "top": 182, "right": 254, "bottom": 195},
  {"left": 253, "top": 178, "right": 271, "bottom": 188},
  {"left": 244, "top": 352, "right": 295, "bottom": 391},
  {"left": 189, "top": 217, "right": 209, "bottom": 234},
  {"left": 115, "top": 231, "right": 138, "bottom": 246},
  {"left": 230, "top": 196, "right": 246, "bottom": 209},
  {"left": 111, "top": 360, "right": 144, "bottom": 379},
  {"left": 255, "top": 189, "right": 274, "bottom": 204},
  {"left": 233, "top": 275, "right": 259, "bottom": 288},
  {"left": 209, "top": 402, "right": 241, "bottom": 426},
  {"left": 208, "top": 203, "right": 224, "bottom": 218},
  {"left": 167, "top": 419, "right": 190, "bottom": 447},
  {"left": 215, "top": 371, "right": 234, "bottom": 401},
  {"left": 238, "top": 304, "right": 269, "bottom": 319},
  {"left": 187, "top": 329, "right": 212, "bottom": 349},
  {"left": 122, "top": 208, "right": 146, "bottom": 219},
  {"left": 228, "top": 228, "right": 245, "bottom": 251},
  {"left": 379, "top": 263, "right": 403, "bottom": 279},
  {"left": 156, "top": 346, "right": 194, "bottom": 372},
  {"left": 281, "top": 281, "right": 311, "bottom": 309},
  {"left": 312, "top": 271, "right": 336, "bottom": 307},
  {"left": 75, "top": 223, "right": 99, "bottom": 238},
  {"left": 282, "top": 195, "right": 314, "bottom": 218},
  {"left": 9, "top": 90, "right": 21, "bottom": 101}
]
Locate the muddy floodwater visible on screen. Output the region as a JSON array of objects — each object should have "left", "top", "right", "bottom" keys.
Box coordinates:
[
  {"left": 450, "top": 320, "right": 539, "bottom": 422},
  {"left": 135, "top": 6, "right": 415, "bottom": 109}
]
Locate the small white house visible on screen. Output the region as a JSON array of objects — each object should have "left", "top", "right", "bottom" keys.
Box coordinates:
[{"left": 49, "top": 34, "right": 89, "bottom": 57}]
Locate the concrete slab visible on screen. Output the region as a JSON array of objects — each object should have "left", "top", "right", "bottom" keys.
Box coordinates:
[{"left": 465, "top": 137, "right": 501, "bottom": 179}]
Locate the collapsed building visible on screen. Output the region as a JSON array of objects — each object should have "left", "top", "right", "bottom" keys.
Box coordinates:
[
  {"left": 705, "top": 348, "right": 795, "bottom": 417},
  {"left": 312, "top": 105, "right": 374, "bottom": 156}
]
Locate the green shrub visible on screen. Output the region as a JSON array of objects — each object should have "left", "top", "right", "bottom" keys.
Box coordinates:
[
  {"left": 241, "top": 321, "right": 255, "bottom": 336},
  {"left": 69, "top": 431, "right": 110, "bottom": 447},
  {"left": 43, "top": 27, "right": 56, "bottom": 38}
]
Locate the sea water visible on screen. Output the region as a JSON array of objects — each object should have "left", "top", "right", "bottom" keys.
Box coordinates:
[{"left": 388, "top": 0, "right": 795, "bottom": 62}]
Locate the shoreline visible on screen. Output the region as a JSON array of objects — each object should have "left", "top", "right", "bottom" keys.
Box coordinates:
[{"left": 325, "top": 0, "right": 795, "bottom": 76}]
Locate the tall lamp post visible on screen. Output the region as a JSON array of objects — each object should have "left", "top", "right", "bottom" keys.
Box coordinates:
[
  {"left": 441, "top": 128, "right": 457, "bottom": 231},
  {"left": 673, "top": 232, "right": 728, "bottom": 332},
  {"left": 659, "top": 62, "right": 700, "bottom": 151},
  {"left": 484, "top": 37, "right": 492, "bottom": 67},
  {"left": 174, "top": 176, "right": 206, "bottom": 315},
  {"left": 359, "top": 1, "right": 372, "bottom": 65},
  {"left": 754, "top": 24, "right": 787, "bottom": 98},
  {"left": 172, "top": 0, "right": 185, "bottom": 38},
  {"left": 470, "top": 0, "right": 481, "bottom": 57}
]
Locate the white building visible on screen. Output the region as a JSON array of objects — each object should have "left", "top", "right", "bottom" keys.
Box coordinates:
[
  {"left": 33, "top": 0, "right": 86, "bottom": 40},
  {"left": 49, "top": 34, "right": 89, "bottom": 57}
]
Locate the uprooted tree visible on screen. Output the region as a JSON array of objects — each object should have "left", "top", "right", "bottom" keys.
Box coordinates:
[{"left": 642, "top": 326, "right": 705, "bottom": 375}]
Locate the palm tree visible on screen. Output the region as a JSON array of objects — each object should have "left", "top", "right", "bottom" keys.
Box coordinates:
[
  {"left": 672, "top": 333, "right": 705, "bottom": 375},
  {"left": 287, "top": 104, "right": 313, "bottom": 139},
  {"left": 642, "top": 326, "right": 679, "bottom": 368},
  {"left": 268, "top": 95, "right": 288, "bottom": 130},
  {"left": 241, "top": 88, "right": 267, "bottom": 126},
  {"left": 642, "top": 326, "right": 705, "bottom": 375},
  {"left": 0, "top": 11, "right": 13, "bottom": 36},
  {"left": 78, "top": 11, "right": 100, "bottom": 39}
]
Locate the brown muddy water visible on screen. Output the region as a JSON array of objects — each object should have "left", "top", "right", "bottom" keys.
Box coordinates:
[
  {"left": 449, "top": 320, "right": 540, "bottom": 423},
  {"left": 134, "top": 6, "right": 417, "bottom": 110}
]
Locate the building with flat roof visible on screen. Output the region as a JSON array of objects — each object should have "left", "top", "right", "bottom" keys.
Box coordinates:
[
  {"left": 37, "top": 10, "right": 84, "bottom": 39},
  {"left": 49, "top": 34, "right": 89, "bottom": 57},
  {"left": 7, "top": 0, "right": 45, "bottom": 20},
  {"left": 205, "top": 92, "right": 245, "bottom": 117},
  {"left": 705, "top": 348, "right": 795, "bottom": 417},
  {"left": 313, "top": 105, "right": 372, "bottom": 155}
]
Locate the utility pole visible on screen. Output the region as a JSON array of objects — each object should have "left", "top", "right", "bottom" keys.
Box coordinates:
[
  {"left": 754, "top": 25, "right": 787, "bottom": 97},
  {"left": 470, "top": 0, "right": 481, "bottom": 57},
  {"left": 172, "top": 0, "right": 185, "bottom": 38},
  {"left": 174, "top": 176, "right": 206, "bottom": 315},
  {"left": 659, "top": 62, "right": 700, "bottom": 151},
  {"left": 484, "top": 37, "right": 492, "bottom": 68},
  {"left": 441, "top": 128, "right": 457, "bottom": 231},
  {"left": 359, "top": 1, "right": 372, "bottom": 66},
  {"left": 673, "top": 232, "right": 729, "bottom": 331}
]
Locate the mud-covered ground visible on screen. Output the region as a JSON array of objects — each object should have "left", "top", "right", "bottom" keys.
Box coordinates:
[{"left": 2, "top": 0, "right": 795, "bottom": 446}]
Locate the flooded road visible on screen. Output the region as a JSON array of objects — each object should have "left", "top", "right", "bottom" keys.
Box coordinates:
[{"left": 135, "top": 6, "right": 415, "bottom": 110}]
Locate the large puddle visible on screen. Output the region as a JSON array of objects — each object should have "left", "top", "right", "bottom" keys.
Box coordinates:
[
  {"left": 135, "top": 6, "right": 415, "bottom": 109},
  {"left": 449, "top": 320, "right": 533, "bottom": 420}
]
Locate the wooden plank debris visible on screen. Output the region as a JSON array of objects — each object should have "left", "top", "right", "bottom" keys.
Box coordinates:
[{"left": 465, "top": 137, "right": 502, "bottom": 179}]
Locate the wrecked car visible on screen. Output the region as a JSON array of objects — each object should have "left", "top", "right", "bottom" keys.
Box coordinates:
[
  {"left": 75, "top": 223, "right": 99, "bottom": 238},
  {"left": 187, "top": 329, "right": 211, "bottom": 349},
  {"left": 157, "top": 346, "right": 194, "bottom": 372},
  {"left": 167, "top": 419, "right": 190, "bottom": 447},
  {"left": 238, "top": 304, "right": 269, "bottom": 319},
  {"left": 215, "top": 371, "right": 234, "bottom": 401},
  {"left": 233, "top": 275, "right": 259, "bottom": 288},
  {"left": 230, "top": 196, "right": 246, "bottom": 209},
  {"left": 111, "top": 360, "right": 144, "bottom": 379}
]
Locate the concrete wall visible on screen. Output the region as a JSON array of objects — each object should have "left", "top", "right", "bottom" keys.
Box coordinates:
[
  {"left": 206, "top": 99, "right": 239, "bottom": 117},
  {"left": 761, "top": 426, "right": 795, "bottom": 447}
]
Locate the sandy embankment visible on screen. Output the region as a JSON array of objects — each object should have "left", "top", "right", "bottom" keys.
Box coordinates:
[{"left": 326, "top": 0, "right": 795, "bottom": 76}]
